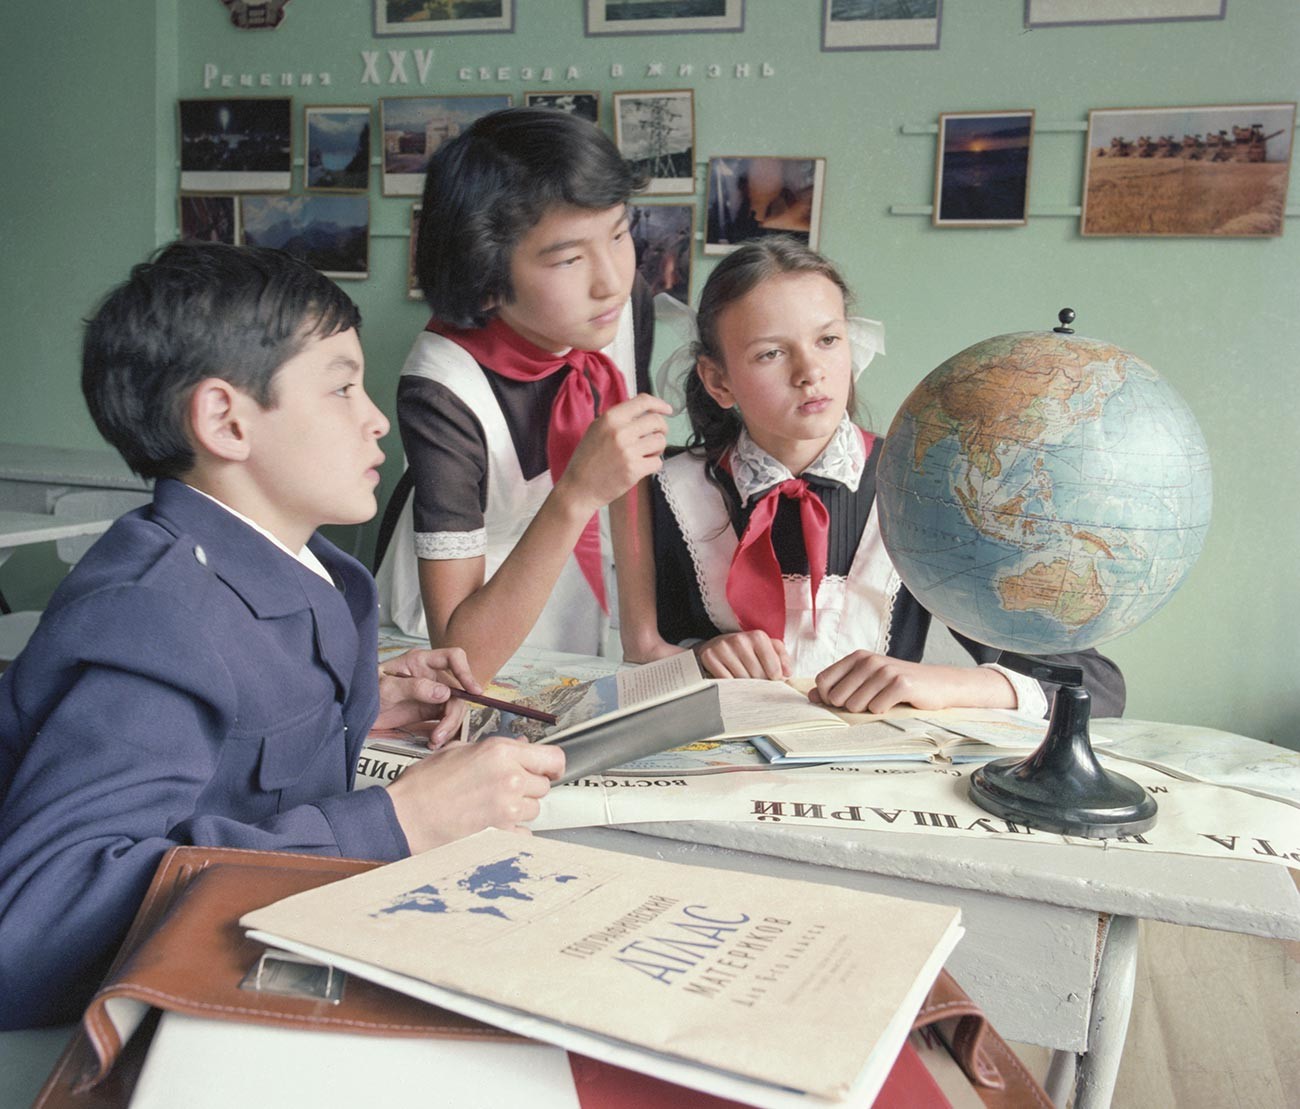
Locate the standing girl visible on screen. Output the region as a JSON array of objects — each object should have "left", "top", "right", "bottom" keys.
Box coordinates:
[
  {"left": 647, "top": 238, "right": 1124, "bottom": 716},
  {"left": 378, "top": 108, "right": 671, "bottom": 680}
]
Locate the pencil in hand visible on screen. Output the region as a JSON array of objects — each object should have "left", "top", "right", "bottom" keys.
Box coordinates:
[{"left": 447, "top": 687, "right": 558, "bottom": 726}]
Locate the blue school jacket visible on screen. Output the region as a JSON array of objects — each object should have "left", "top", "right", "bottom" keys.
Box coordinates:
[{"left": 0, "top": 479, "right": 409, "bottom": 1029}]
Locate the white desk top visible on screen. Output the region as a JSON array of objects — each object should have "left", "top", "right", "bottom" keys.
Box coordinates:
[
  {"left": 602, "top": 819, "right": 1300, "bottom": 939},
  {"left": 0, "top": 509, "right": 116, "bottom": 552}
]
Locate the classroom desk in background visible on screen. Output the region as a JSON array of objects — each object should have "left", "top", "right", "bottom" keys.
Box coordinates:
[
  {"left": 0, "top": 510, "right": 118, "bottom": 628},
  {"left": 0, "top": 442, "right": 150, "bottom": 512},
  {"left": 0, "top": 510, "right": 118, "bottom": 568},
  {"left": 0, "top": 441, "right": 151, "bottom": 616}
]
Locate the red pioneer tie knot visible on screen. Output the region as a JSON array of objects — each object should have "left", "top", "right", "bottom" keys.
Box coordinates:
[{"left": 726, "top": 478, "right": 830, "bottom": 642}]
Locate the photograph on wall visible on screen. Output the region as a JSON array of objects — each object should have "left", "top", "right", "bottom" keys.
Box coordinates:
[
  {"left": 1082, "top": 102, "right": 1295, "bottom": 237},
  {"left": 705, "top": 156, "right": 825, "bottom": 255},
  {"left": 179, "top": 98, "right": 292, "bottom": 193},
  {"left": 374, "top": 0, "right": 513, "bottom": 36},
  {"left": 380, "top": 95, "right": 511, "bottom": 196},
  {"left": 822, "top": 1, "right": 942, "bottom": 51},
  {"left": 585, "top": 0, "right": 743, "bottom": 37},
  {"left": 629, "top": 203, "right": 694, "bottom": 304},
  {"left": 408, "top": 204, "right": 423, "bottom": 300},
  {"left": 305, "top": 106, "right": 371, "bottom": 193},
  {"left": 614, "top": 91, "right": 695, "bottom": 196},
  {"left": 933, "top": 111, "right": 1034, "bottom": 227},
  {"left": 1025, "top": 1, "right": 1224, "bottom": 28},
  {"left": 523, "top": 91, "right": 600, "bottom": 124},
  {"left": 179, "top": 195, "right": 240, "bottom": 244},
  {"left": 239, "top": 194, "right": 370, "bottom": 279}
]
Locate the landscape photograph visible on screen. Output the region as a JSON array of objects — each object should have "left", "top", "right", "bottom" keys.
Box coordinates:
[
  {"left": 380, "top": 95, "right": 511, "bottom": 195},
  {"left": 1083, "top": 103, "right": 1295, "bottom": 236},
  {"left": 305, "top": 107, "right": 370, "bottom": 193},
  {"left": 934, "top": 111, "right": 1033, "bottom": 226},
  {"left": 375, "top": 0, "right": 512, "bottom": 35},
  {"left": 586, "top": 0, "right": 743, "bottom": 35},
  {"left": 823, "top": 0, "right": 942, "bottom": 49},
  {"left": 240, "top": 194, "right": 370, "bottom": 279}
]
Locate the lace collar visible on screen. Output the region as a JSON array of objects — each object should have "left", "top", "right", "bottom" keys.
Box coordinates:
[{"left": 729, "top": 416, "right": 865, "bottom": 507}]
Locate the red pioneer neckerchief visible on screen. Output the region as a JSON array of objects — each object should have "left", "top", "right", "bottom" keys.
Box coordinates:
[
  {"left": 721, "top": 426, "right": 876, "bottom": 641},
  {"left": 426, "top": 316, "right": 629, "bottom": 611}
]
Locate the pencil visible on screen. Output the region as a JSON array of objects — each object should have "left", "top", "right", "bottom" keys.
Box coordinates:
[
  {"left": 448, "top": 687, "right": 558, "bottom": 726},
  {"left": 379, "top": 670, "right": 558, "bottom": 725}
]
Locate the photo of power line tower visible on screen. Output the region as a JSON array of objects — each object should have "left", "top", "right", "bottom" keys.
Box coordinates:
[{"left": 614, "top": 90, "right": 696, "bottom": 195}]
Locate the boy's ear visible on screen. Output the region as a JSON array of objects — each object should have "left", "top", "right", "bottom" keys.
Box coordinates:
[
  {"left": 189, "top": 378, "right": 252, "bottom": 462},
  {"left": 696, "top": 357, "right": 735, "bottom": 410}
]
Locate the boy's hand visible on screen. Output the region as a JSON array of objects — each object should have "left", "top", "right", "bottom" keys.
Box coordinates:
[
  {"left": 386, "top": 737, "right": 566, "bottom": 854},
  {"left": 558, "top": 394, "right": 671, "bottom": 515},
  {"left": 810, "top": 651, "right": 1017, "bottom": 714},
  {"left": 376, "top": 647, "right": 481, "bottom": 746},
  {"left": 695, "top": 631, "right": 791, "bottom": 680}
]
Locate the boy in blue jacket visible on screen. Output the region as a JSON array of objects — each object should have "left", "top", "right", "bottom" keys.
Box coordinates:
[{"left": 0, "top": 242, "right": 563, "bottom": 1029}]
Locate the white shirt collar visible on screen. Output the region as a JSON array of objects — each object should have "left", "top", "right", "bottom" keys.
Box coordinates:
[
  {"left": 729, "top": 416, "right": 865, "bottom": 507},
  {"left": 186, "top": 486, "right": 335, "bottom": 584}
]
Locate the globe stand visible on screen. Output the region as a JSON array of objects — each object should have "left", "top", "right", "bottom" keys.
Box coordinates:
[{"left": 968, "top": 654, "right": 1157, "bottom": 838}]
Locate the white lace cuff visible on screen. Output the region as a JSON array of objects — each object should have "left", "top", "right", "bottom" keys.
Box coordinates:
[
  {"left": 413, "top": 528, "right": 486, "bottom": 560},
  {"left": 982, "top": 662, "right": 1050, "bottom": 720}
]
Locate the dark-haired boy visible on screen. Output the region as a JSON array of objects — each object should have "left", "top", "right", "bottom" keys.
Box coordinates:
[
  {"left": 0, "top": 242, "right": 563, "bottom": 1030},
  {"left": 380, "top": 107, "right": 675, "bottom": 679}
]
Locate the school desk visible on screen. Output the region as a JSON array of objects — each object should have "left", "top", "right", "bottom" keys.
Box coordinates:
[
  {"left": 0, "top": 509, "right": 117, "bottom": 619},
  {"left": 0, "top": 441, "right": 151, "bottom": 616},
  {"left": 0, "top": 442, "right": 150, "bottom": 514},
  {"left": 538, "top": 725, "right": 1300, "bottom": 1109},
  {"left": 3, "top": 646, "right": 1297, "bottom": 1109}
]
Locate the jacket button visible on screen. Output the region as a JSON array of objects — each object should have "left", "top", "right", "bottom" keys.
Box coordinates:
[{"left": 194, "top": 545, "right": 208, "bottom": 566}]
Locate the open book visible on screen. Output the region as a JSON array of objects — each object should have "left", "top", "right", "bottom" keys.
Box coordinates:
[
  {"left": 242, "top": 828, "right": 964, "bottom": 1109},
  {"left": 368, "top": 652, "right": 849, "bottom": 782},
  {"left": 751, "top": 710, "right": 1113, "bottom": 765}
]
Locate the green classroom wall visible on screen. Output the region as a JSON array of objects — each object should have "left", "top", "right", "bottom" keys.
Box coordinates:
[{"left": 2, "top": 1, "right": 1297, "bottom": 748}]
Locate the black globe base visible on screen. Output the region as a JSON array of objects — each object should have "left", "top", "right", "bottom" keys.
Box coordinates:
[{"left": 969, "top": 680, "right": 1157, "bottom": 839}]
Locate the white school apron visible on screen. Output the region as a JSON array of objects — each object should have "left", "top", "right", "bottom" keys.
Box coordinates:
[
  {"left": 377, "top": 303, "right": 637, "bottom": 657},
  {"left": 656, "top": 451, "right": 903, "bottom": 678}
]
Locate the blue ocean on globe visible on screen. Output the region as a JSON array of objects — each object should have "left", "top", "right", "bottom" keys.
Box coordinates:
[{"left": 876, "top": 330, "right": 1212, "bottom": 654}]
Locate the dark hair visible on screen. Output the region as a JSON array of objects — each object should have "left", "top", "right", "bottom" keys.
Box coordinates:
[
  {"left": 416, "top": 107, "right": 645, "bottom": 328},
  {"left": 685, "top": 236, "right": 855, "bottom": 467},
  {"left": 82, "top": 241, "right": 361, "bottom": 480}
]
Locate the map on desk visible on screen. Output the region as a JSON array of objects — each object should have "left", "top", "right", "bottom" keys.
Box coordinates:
[{"left": 367, "top": 635, "right": 1300, "bottom": 874}]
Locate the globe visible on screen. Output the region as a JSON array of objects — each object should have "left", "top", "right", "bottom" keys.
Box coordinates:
[{"left": 876, "top": 324, "right": 1212, "bottom": 657}]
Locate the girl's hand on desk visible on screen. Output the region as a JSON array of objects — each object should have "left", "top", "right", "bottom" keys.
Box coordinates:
[
  {"left": 376, "top": 646, "right": 481, "bottom": 746},
  {"left": 695, "top": 630, "right": 791, "bottom": 681},
  {"left": 811, "top": 651, "right": 1017, "bottom": 714}
]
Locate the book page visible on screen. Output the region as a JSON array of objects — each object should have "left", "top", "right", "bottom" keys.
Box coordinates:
[
  {"left": 614, "top": 650, "right": 706, "bottom": 708},
  {"left": 541, "top": 653, "right": 706, "bottom": 743},
  {"left": 714, "top": 679, "right": 845, "bottom": 737},
  {"left": 768, "top": 720, "right": 938, "bottom": 759}
]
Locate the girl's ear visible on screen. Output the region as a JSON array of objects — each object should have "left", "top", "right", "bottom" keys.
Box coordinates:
[
  {"left": 696, "top": 356, "right": 735, "bottom": 410},
  {"left": 189, "top": 378, "right": 252, "bottom": 462}
]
